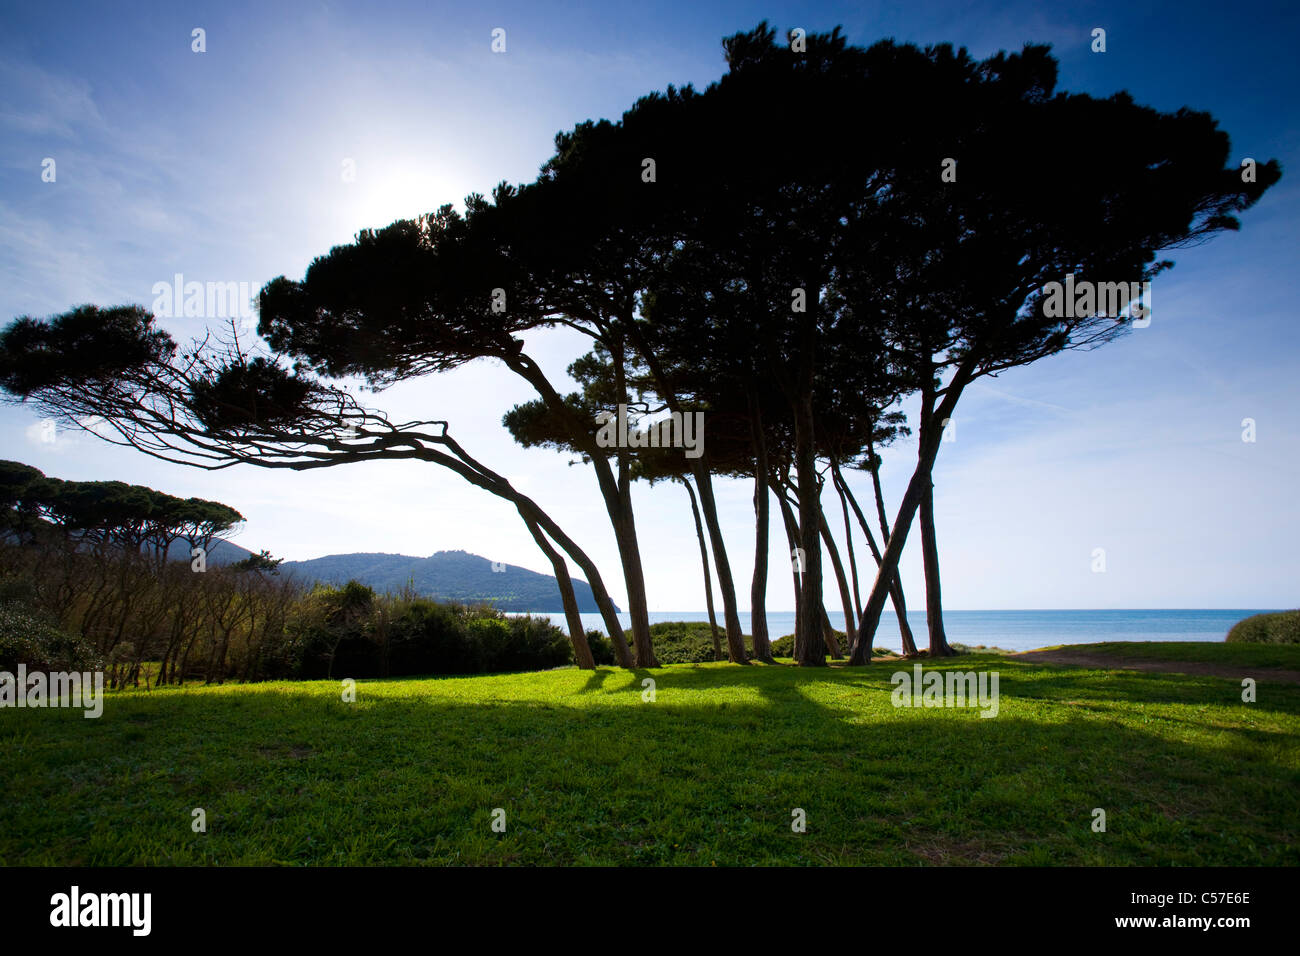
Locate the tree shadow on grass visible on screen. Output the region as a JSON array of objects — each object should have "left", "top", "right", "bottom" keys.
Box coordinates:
[{"left": 4, "top": 671, "right": 1298, "bottom": 866}]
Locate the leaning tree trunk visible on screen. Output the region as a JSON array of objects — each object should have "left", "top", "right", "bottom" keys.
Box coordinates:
[
  {"left": 919, "top": 473, "right": 954, "bottom": 657},
  {"left": 443, "top": 450, "right": 633, "bottom": 665},
  {"left": 691, "top": 458, "right": 749, "bottom": 664},
  {"left": 521, "top": 509, "right": 595, "bottom": 668},
  {"left": 852, "top": 362, "right": 974, "bottom": 664},
  {"left": 619, "top": 320, "right": 746, "bottom": 663},
  {"left": 820, "top": 606, "right": 843, "bottom": 659},
  {"left": 434, "top": 382, "right": 635, "bottom": 667},
  {"left": 834, "top": 463, "right": 916, "bottom": 658},
  {"left": 505, "top": 350, "right": 653, "bottom": 665},
  {"left": 682, "top": 477, "right": 722, "bottom": 661},
  {"left": 791, "top": 390, "right": 826, "bottom": 667},
  {"left": 916, "top": 380, "right": 953, "bottom": 658},
  {"left": 777, "top": 480, "right": 843, "bottom": 661},
  {"left": 817, "top": 511, "right": 857, "bottom": 657},
  {"left": 608, "top": 348, "right": 658, "bottom": 668},
  {"left": 519, "top": 497, "right": 632, "bottom": 667},
  {"left": 864, "top": 453, "right": 920, "bottom": 656},
  {"left": 612, "top": 499, "right": 658, "bottom": 667},
  {"left": 749, "top": 395, "right": 773, "bottom": 663},
  {"left": 833, "top": 465, "right": 864, "bottom": 633}
]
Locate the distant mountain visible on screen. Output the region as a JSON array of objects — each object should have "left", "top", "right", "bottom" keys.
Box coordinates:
[
  {"left": 278, "top": 549, "right": 616, "bottom": 613},
  {"left": 163, "top": 537, "right": 255, "bottom": 566}
]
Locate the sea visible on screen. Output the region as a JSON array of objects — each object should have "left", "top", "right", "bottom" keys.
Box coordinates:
[{"left": 510, "top": 609, "right": 1279, "bottom": 653}]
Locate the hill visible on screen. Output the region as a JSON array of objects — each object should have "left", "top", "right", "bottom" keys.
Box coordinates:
[
  {"left": 162, "top": 537, "right": 255, "bottom": 566},
  {"left": 278, "top": 549, "right": 615, "bottom": 612}
]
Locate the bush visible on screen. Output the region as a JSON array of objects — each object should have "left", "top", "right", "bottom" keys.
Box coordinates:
[
  {"left": 386, "top": 598, "right": 469, "bottom": 676},
  {"left": 586, "top": 630, "right": 616, "bottom": 666},
  {"left": 0, "top": 574, "right": 38, "bottom": 607},
  {"left": 1227, "top": 610, "right": 1300, "bottom": 645},
  {"left": 625, "top": 621, "right": 748, "bottom": 663},
  {"left": 284, "top": 583, "right": 573, "bottom": 678},
  {"left": 770, "top": 630, "right": 892, "bottom": 658},
  {"left": 771, "top": 631, "right": 846, "bottom": 657},
  {"left": 0, "top": 601, "right": 102, "bottom": 672}
]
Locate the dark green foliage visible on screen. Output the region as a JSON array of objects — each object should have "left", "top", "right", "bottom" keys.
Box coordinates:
[
  {"left": 768, "top": 631, "right": 860, "bottom": 658},
  {"left": 230, "top": 549, "right": 284, "bottom": 573},
  {"left": 585, "top": 630, "right": 617, "bottom": 666},
  {"left": 188, "top": 356, "right": 316, "bottom": 432},
  {"left": 625, "top": 621, "right": 747, "bottom": 664},
  {"left": 286, "top": 581, "right": 573, "bottom": 679},
  {"left": 0, "top": 602, "right": 102, "bottom": 672},
  {"left": 0, "top": 459, "right": 242, "bottom": 559},
  {"left": 1227, "top": 611, "right": 1300, "bottom": 645},
  {"left": 0, "top": 305, "right": 174, "bottom": 397}
]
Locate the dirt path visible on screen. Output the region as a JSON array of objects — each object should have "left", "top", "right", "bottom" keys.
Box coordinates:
[{"left": 1013, "top": 649, "right": 1300, "bottom": 685}]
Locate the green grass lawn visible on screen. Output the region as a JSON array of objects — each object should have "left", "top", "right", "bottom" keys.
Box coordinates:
[
  {"left": 3, "top": 644, "right": 1298, "bottom": 866},
  {"left": 1043, "top": 641, "right": 1300, "bottom": 670}
]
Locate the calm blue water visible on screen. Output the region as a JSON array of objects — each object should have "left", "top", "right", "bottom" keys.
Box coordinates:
[{"left": 510, "top": 609, "right": 1279, "bottom": 653}]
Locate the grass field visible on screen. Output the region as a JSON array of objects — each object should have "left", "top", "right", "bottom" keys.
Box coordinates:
[
  {"left": 1046, "top": 641, "right": 1300, "bottom": 670},
  {"left": 3, "top": 644, "right": 1298, "bottom": 866}
]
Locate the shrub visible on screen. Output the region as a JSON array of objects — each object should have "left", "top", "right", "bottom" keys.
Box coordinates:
[
  {"left": 387, "top": 598, "right": 468, "bottom": 676},
  {"left": 502, "top": 614, "right": 571, "bottom": 672},
  {"left": 586, "top": 630, "right": 616, "bottom": 666},
  {"left": 0, "top": 574, "right": 37, "bottom": 607},
  {"left": 626, "top": 621, "right": 746, "bottom": 663},
  {"left": 0, "top": 601, "right": 102, "bottom": 672},
  {"left": 769, "top": 630, "right": 877, "bottom": 658},
  {"left": 284, "top": 584, "right": 573, "bottom": 678},
  {"left": 1226, "top": 610, "right": 1300, "bottom": 645}
]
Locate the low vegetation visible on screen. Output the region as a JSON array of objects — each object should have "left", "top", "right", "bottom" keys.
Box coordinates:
[
  {"left": 1227, "top": 610, "right": 1300, "bottom": 645},
  {"left": 1060, "top": 640, "right": 1300, "bottom": 669},
  {"left": 0, "top": 538, "right": 579, "bottom": 685}
]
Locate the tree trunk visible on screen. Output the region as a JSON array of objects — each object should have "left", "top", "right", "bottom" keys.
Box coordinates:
[
  {"left": 504, "top": 351, "right": 653, "bottom": 665},
  {"left": 749, "top": 394, "right": 773, "bottom": 663},
  {"left": 851, "top": 363, "right": 973, "bottom": 663},
  {"left": 820, "top": 605, "right": 843, "bottom": 659},
  {"left": 832, "top": 464, "right": 863, "bottom": 632},
  {"left": 920, "top": 473, "right": 954, "bottom": 657},
  {"left": 791, "top": 390, "right": 826, "bottom": 667},
  {"left": 775, "top": 481, "right": 803, "bottom": 653},
  {"left": 521, "top": 509, "right": 594, "bottom": 669},
  {"left": 617, "top": 321, "right": 747, "bottom": 664},
  {"left": 692, "top": 458, "right": 749, "bottom": 664},
  {"left": 863, "top": 449, "right": 920, "bottom": 656},
  {"left": 613, "top": 503, "right": 658, "bottom": 667},
  {"left": 852, "top": 361, "right": 977, "bottom": 660},
  {"left": 417, "top": 432, "right": 635, "bottom": 667},
  {"left": 508, "top": 494, "right": 631, "bottom": 666},
  {"left": 817, "top": 511, "right": 856, "bottom": 657},
  {"left": 834, "top": 464, "right": 916, "bottom": 658},
  {"left": 683, "top": 477, "right": 722, "bottom": 661}
]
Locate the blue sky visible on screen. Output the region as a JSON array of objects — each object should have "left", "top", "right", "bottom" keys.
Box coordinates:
[{"left": 1, "top": 0, "right": 1296, "bottom": 610}]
